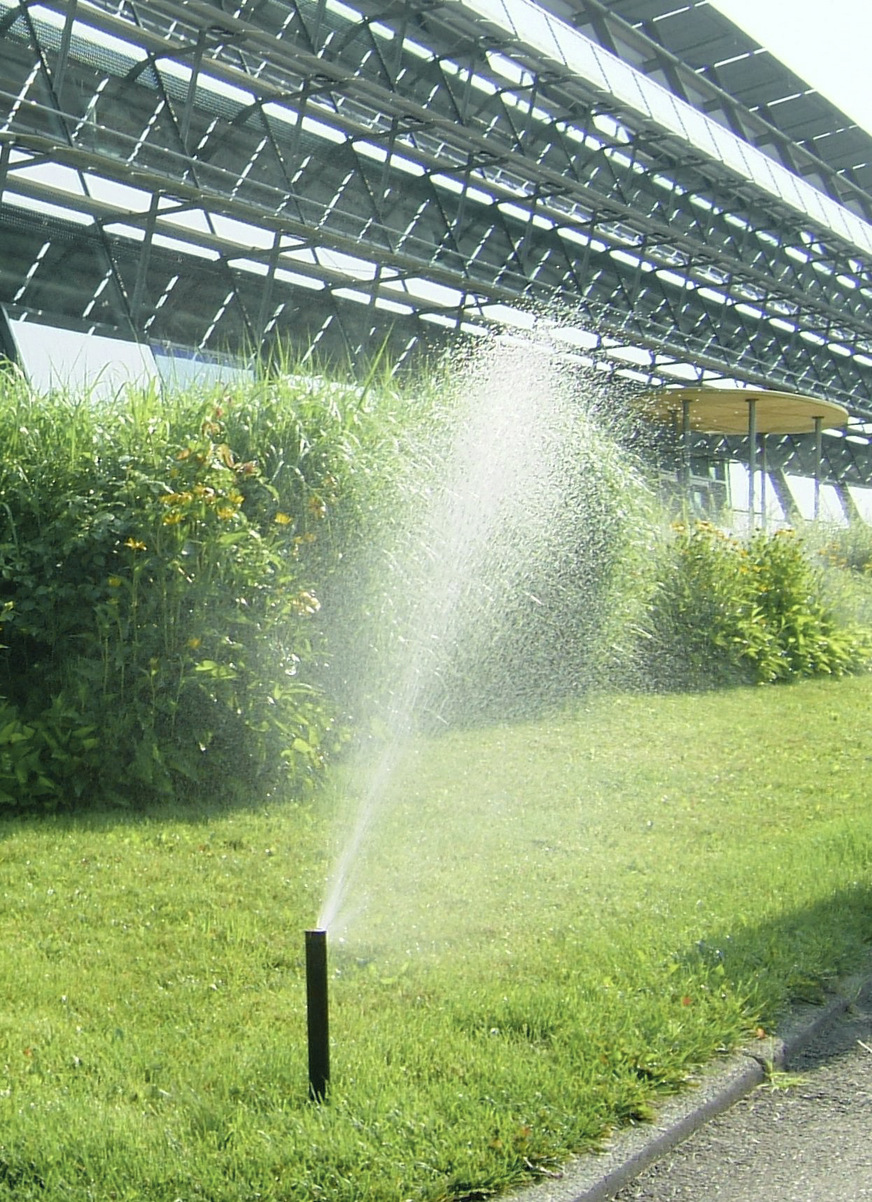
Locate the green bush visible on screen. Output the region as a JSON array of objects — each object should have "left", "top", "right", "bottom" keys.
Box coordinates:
[
  {"left": 0, "top": 380, "right": 340, "bottom": 809},
  {"left": 811, "top": 523, "right": 872, "bottom": 632},
  {"left": 2, "top": 349, "right": 869, "bottom": 809},
  {"left": 0, "top": 351, "right": 465, "bottom": 808},
  {"left": 217, "top": 361, "right": 460, "bottom": 730},
  {"left": 639, "top": 522, "right": 871, "bottom": 689},
  {"left": 290, "top": 348, "right": 660, "bottom": 730},
  {"left": 816, "top": 522, "right": 872, "bottom": 575}
]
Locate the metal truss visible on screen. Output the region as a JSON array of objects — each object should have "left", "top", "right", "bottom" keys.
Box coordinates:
[
  {"left": 1, "top": 0, "right": 872, "bottom": 484},
  {"left": 558, "top": 0, "right": 872, "bottom": 222}
]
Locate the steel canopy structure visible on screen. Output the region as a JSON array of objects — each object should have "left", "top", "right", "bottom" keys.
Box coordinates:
[
  {"left": 641, "top": 388, "right": 849, "bottom": 439},
  {"left": 1, "top": 0, "right": 871, "bottom": 489},
  {"left": 640, "top": 385, "right": 850, "bottom": 524}
]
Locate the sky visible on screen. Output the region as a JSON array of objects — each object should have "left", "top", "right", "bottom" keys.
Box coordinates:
[{"left": 711, "top": 0, "right": 872, "bottom": 136}]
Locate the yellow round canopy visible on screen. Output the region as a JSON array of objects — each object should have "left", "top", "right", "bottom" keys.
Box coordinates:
[{"left": 639, "top": 387, "right": 848, "bottom": 436}]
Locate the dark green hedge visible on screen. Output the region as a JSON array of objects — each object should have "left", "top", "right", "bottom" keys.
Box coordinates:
[{"left": 0, "top": 378, "right": 353, "bottom": 808}]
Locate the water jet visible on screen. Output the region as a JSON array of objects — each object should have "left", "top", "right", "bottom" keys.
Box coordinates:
[
  {"left": 319, "top": 339, "right": 649, "bottom": 938},
  {"left": 305, "top": 928, "right": 330, "bottom": 1102}
]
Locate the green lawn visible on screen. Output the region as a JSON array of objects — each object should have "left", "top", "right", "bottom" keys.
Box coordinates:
[{"left": 1, "top": 676, "right": 871, "bottom": 1200}]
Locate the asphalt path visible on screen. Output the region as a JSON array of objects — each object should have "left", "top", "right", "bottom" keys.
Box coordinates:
[
  {"left": 612, "top": 979, "right": 872, "bottom": 1201},
  {"left": 514, "top": 974, "right": 872, "bottom": 1202}
]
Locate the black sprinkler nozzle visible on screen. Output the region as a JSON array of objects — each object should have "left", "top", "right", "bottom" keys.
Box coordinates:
[{"left": 305, "top": 928, "right": 330, "bottom": 1102}]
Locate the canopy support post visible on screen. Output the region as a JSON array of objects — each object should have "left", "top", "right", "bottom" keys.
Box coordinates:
[{"left": 747, "top": 398, "right": 757, "bottom": 532}]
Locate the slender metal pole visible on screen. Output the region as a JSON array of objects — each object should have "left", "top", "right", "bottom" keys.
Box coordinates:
[
  {"left": 305, "top": 929, "right": 330, "bottom": 1102},
  {"left": 760, "top": 437, "right": 768, "bottom": 532},
  {"left": 682, "top": 398, "right": 692, "bottom": 490},
  {"left": 747, "top": 398, "right": 757, "bottom": 532},
  {"left": 814, "top": 416, "right": 823, "bottom": 521}
]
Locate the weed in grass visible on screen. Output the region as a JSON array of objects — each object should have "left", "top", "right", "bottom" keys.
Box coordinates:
[{"left": 762, "top": 1068, "right": 811, "bottom": 1092}]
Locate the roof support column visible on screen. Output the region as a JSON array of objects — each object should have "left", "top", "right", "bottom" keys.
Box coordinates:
[
  {"left": 255, "top": 232, "right": 282, "bottom": 349},
  {"left": 0, "top": 140, "right": 10, "bottom": 194},
  {"left": 180, "top": 28, "right": 208, "bottom": 152},
  {"left": 834, "top": 480, "right": 863, "bottom": 525},
  {"left": 132, "top": 192, "right": 161, "bottom": 324},
  {"left": 747, "top": 397, "right": 757, "bottom": 531},
  {"left": 770, "top": 467, "right": 801, "bottom": 527},
  {"left": 53, "top": 0, "right": 78, "bottom": 99},
  {"left": 682, "top": 397, "right": 692, "bottom": 489}
]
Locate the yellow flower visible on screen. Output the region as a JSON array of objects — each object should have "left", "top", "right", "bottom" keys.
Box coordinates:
[
  {"left": 107, "top": 575, "right": 123, "bottom": 588},
  {"left": 187, "top": 637, "right": 202, "bottom": 649},
  {"left": 307, "top": 494, "right": 327, "bottom": 519},
  {"left": 163, "top": 512, "right": 184, "bottom": 526},
  {"left": 291, "top": 590, "right": 321, "bottom": 616},
  {"left": 275, "top": 512, "right": 292, "bottom": 525},
  {"left": 124, "top": 538, "right": 147, "bottom": 551},
  {"left": 216, "top": 505, "right": 236, "bottom": 520}
]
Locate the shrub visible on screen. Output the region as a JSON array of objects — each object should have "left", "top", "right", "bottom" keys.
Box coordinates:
[
  {"left": 816, "top": 522, "right": 872, "bottom": 576},
  {"left": 0, "top": 350, "right": 467, "bottom": 808},
  {"left": 3, "top": 349, "right": 868, "bottom": 809},
  {"left": 750, "top": 528, "right": 868, "bottom": 678},
  {"left": 215, "top": 360, "right": 461, "bottom": 731},
  {"left": 0, "top": 381, "right": 339, "bottom": 808},
  {"left": 421, "top": 408, "right": 657, "bottom": 723},
  {"left": 639, "top": 522, "right": 871, "bottom": 689},
  {"left": 812, "top": 523, "right": 872, "bottom": 632}
]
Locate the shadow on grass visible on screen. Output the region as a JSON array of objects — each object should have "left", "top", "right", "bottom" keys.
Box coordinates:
[
  {"left": 0, "top": 782, "right": 306, "bottom": 841},
  {"left": 677, "top": 881, "right": 872, "bottom": 1029},
  {"left": 783, "top": 977, "right": 872, "bottom": 1072}
]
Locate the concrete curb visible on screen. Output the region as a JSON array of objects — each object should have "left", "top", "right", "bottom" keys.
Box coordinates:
[{"left": 509, "top": 974, "right": 868, "bottom": 1202}]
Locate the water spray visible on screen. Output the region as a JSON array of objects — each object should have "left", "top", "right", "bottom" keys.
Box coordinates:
[{"left": 305, "top": 928, "right": 330, "bottom": 1102}]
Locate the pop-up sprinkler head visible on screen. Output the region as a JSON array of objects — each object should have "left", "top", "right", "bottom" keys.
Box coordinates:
[{"left": 305, "top": 928, "right": 330, "bottom": 1102}]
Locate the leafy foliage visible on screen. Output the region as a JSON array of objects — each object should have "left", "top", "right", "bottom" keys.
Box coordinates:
[
  {"left": 0, "top": 354, "right": 459, "bottom": 809},
  {"left": 639, "top": 521, "right": 872, "bottom": 689},
  {"left": 816, "top": 521, "right": 872, "bottom": 576},
  {"left": 0, "top": 380, "right": 341, "bottom": 808},
  {"left": 0, "top": 349, "right": 870, "bottom": 808}
]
